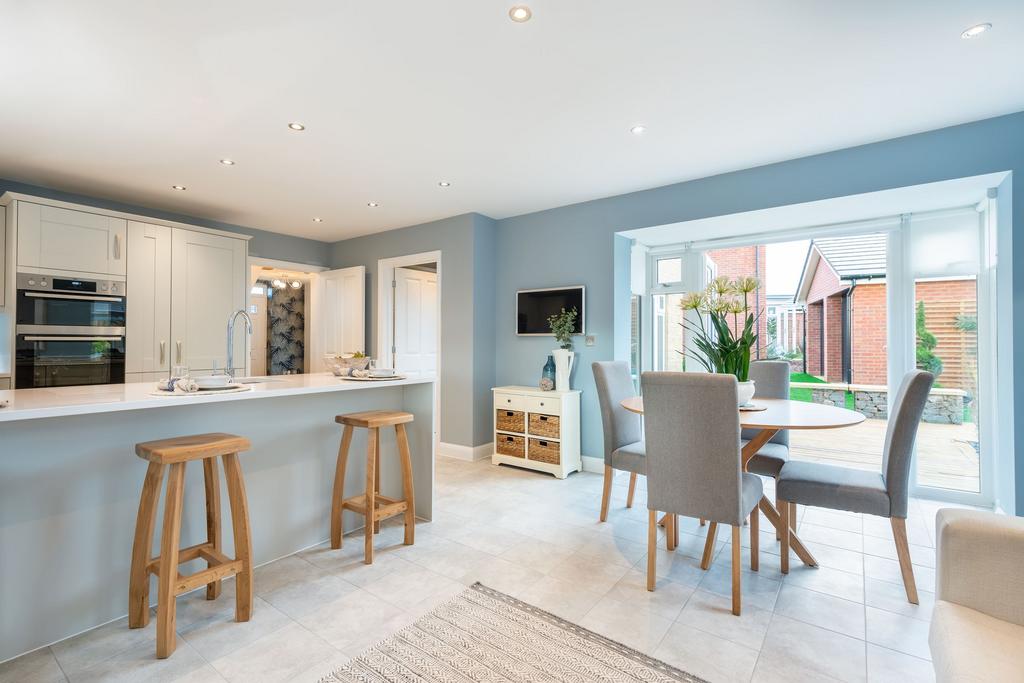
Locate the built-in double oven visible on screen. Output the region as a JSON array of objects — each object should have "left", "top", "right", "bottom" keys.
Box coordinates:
[{"left": 15, "top": 272, "right": 127, "bottom": 389}]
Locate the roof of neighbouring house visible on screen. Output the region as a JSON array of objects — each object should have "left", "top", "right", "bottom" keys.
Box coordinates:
[{"left": 794, "top": 233, "right": 887, "bottom": 303}]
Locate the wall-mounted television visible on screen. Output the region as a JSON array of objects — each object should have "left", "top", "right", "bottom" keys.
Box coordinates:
[{"left": 517, "top": 286, "right": 585, "bottom": 335}]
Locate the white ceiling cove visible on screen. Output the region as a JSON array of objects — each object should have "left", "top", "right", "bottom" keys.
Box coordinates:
[{"left": 1, "top": 1, "right": 1021, "bottom": 241}]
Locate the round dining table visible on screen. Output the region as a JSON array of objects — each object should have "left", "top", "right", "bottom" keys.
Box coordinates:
[{"left": 620, "top": 396, "right": 865, "bottom": 568}]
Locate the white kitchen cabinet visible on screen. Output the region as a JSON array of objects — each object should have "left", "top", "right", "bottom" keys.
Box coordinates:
[
  {"left": 0, "top": 377, "right": 10, "bottom": 390},
  {"left": 0, "top": 206, "right": 7, "bottom": 307},
  {"left": 170, "top": 228, "right": 247, "bottom": 373},
  {"left": 125, "top": 371, "right": 169, "bottom": 384},
  {"left": 125, "top": 221, "right": 171, "bottom": 374},
  {"left": 17, "top": 202, "right": 127, "bottom": 277}
]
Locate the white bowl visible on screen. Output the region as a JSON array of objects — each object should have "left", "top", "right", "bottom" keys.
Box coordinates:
[
  {"left": 194, "top": 374, "right": 232, "bottom": 389},
  {"left": 369, "top": 368, "right": 397, "bottom": 378}
]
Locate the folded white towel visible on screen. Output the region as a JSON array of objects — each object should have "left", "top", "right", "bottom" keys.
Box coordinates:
[
  {"left": 351, "top": 369, "right": 371, "bottom": 378},
  {"left": 156, "top": 377, "right": 200, "bottom": 393}
]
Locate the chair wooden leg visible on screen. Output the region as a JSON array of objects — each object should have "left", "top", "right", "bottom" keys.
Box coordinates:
[
  {"left": 156, "top": 462, "right": 185, "bottom": 659},
  {"left": 700, "top": 517, "right": 706, "bottom": 526},
  {"left": 701, "top": 522, "right": 718, "bottom": 570},
  {"left": 646, "top": 509, "right": 657, "bottom": 591},
  {"left": 775, "top": 492, "right": 783, "bottom": 540},
  {"left": 673, "top": 513, "right": 680, "bottom": 548},
  {"left": 202, "top": 457, "right": 222, "bottom": 600},
  {"left": 223, "top": 453, "right": 253, "bottom": 622},
  {"left": 129, "top": 462, "right": 165, "bottom": 629},
  {"left": 373, "top": 429, "right": 381, "bottom": 534},
  {"left": 779, "top": 499, "right": 790, "bottom": 574},
  {"left": 666, "top": 513, "right": 676, "bottom": 551},
  {"left": 891, "top": 517, "right": 919, "bottom": 604},
  {"left": 789, "top": 502, "right": 798, "bottom": 532},
  {"left": 330, "top": 425, "right": 354, "bottom": 549},
  {"left": 732, "top": 525, "right": 742, "bottom": 616},
  {"left": 750, "top": 506, "right": 759, "bottom": 572},
  {"left": 599, "top": 466, "right": 613, "bottom": 522},
  {"left": 626, "top": 472, "right": 638, "bottom": 508},
  {"left": 364, "top": 428, "right": 378, "bottom": 563},
  {"left": 395, "top": 423, "right": 416, "bottom": 545}
]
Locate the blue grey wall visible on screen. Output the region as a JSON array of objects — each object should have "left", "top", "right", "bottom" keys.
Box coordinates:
[
  {"left": 492, "top": 111, "right": 1023, "bottom": 512},
  {"left": 0, "top": 178, "right": 333, "bottom": 266},
  {"left": 329, "top": 213, "right": 497, "bottom": 449}
]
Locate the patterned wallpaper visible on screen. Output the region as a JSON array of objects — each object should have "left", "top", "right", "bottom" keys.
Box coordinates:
[{"left": 260, "top": 278, "right": 305, "bottom": 374}]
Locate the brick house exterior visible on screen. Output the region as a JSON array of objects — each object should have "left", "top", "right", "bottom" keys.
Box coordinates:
[
  {"left": 796, "top": 236, "right": 976, "bottom": 389},
  {"left": 706, "top": 245, "right": 769, "bottom": 358}
]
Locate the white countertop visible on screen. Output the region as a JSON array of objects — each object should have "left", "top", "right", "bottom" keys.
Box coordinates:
[{"left": 0, "top": 373, "right": 435, "bottom": 423}]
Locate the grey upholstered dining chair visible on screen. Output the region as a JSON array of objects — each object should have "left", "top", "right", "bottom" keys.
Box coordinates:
[
  {"left": 777, "top": 369, "right": 934, "bottom": 603},
  {"left": 641, "top": 371, "right": 762, "bottom": 615},
  {"left": 592, "top": 361, "right": 645, "bottom": 522},
  {"left": 743, "top": 361, "right": 791, "bottom": 536}
]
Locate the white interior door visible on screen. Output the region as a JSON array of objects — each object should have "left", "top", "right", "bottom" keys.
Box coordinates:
[
  {"left": 312, "top": 266, "right": 365, "bottom": 372},
  {"left": 393, "top": 267, "right": 438, "bottom": 373}
]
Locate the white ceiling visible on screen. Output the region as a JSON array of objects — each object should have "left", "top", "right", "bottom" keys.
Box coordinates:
[{"left": 1, "top": 1, "right": 1021, "bottom": 242}]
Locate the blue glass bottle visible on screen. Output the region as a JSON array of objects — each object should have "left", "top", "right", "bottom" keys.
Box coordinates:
[{"left": 540, "top": 355, "right": 557, "bottom": 391}]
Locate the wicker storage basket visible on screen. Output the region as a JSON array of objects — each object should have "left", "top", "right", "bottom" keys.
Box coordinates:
[
  {"left": 528, "top": 413, "right": 560, "bottom": 438},
  {"left": 496, "top": 434, "right": 526, "bottom": 458},
  {"left": 496, "top": 409, "right": 525, "bottom": 433},
  {"left": 528, "top": 438, "right": 560, "bottom": 465}
]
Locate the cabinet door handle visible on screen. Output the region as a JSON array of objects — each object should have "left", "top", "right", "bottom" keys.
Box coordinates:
[
  {"left": 159, "top": 340, "right": 166, "bottom": 365},
  {"left": 114, "top": 233, "right": 121, "bottom": 259},
  {"left": 176, "top": 341, "right": 182, "bottom": 364},
  {"left": 539, "top": 415, "right": 548, "bottom": 421}
]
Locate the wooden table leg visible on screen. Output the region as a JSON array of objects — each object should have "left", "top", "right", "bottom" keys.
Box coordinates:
[{"left": 759, "top": 497, "right": 817, "bottom": 567}]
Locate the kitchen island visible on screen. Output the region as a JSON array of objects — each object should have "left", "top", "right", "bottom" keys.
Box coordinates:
[{"left": 0, "top": 373, "right": 436, "bottom": 663}]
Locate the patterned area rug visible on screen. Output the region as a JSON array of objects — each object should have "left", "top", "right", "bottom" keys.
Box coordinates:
[{"left": 322, "top": 582, "right": 706, "bottom": 682}]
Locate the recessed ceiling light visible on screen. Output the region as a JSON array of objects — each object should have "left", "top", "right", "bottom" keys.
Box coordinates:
[
  {"left": 630, "top": 125, "right": 647, "bottom": 135},
  {"left": 287, "top": 122, "right": 306, "bottom": 131},
  {"left": 438, "top": 181, "right": 451, "bottom": 187},
  {"left": 508, "top": 5, "right": 532, "bottom": 22},
  {"left": 171, "top": 185, "right": 187, "bottom": 191},
  {"left": 961, "top": 23, "right": 992, "bottom": 39},
  {"left": 219, "top": 158, "right": 236, "bottom": 166},
  {"left": 313, "top": 217, "right": 323, "bottom": 222},
  {"left": 367, "top": 201, "right": 379, "bottom": 208}
]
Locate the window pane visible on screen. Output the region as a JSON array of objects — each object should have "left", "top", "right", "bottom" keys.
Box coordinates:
[{"left": 656, "top": 257, "right": 682, "bottom": 284}]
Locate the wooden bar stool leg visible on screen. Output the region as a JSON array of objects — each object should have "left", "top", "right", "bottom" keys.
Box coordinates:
[
  {"left": 364, "top": 428, "right": 378, "bottom": 564},
  {"left": 129, "top": 462, "right": 165, "bottom": 629},
  {"left": 330, "top": 425, "right": 354, "bottom": 549},
  {"left": 156, "top": 462, "right": 186, "bottom": 659},
  {"left": 202, "top": 458, "right": 222, "bottom": 600},
  {"left": 373, "top": 429, "right": 381, "bottom": 535},
  {"left": 395, "top": 423, "right": 416, "bottom": 545},
  {"left": 223, "top": 453, "right": 253, "bottom": 622}
]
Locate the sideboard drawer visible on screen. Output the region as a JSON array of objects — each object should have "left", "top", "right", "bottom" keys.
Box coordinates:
[
  {"left": 525, "top": 395, "right": 560, "bottom": 415},
  {"left": 528, "top": 413, "right": 560, "bottom": 438},
  {"left": 496, "top": 409, "right": 525, "bottom": 433},
  {"left": 496, "top": 433, "right": 526, "bottom": 458},
  {"left": 528, "top": 438, "right": 560, "bottom": 465},
  {"left": 495, "top": 393, "right": 526, "bottom": 411}
]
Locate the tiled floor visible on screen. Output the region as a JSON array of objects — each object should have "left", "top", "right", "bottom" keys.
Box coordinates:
[{"left": 1, "top": 457, "right": 964, "bottom": 683}]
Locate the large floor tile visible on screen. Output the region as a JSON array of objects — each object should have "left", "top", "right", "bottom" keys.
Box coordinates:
[
  {"left": 579, "top": 596, "right": 674, "bottom": 653},
  {"left": 67, "top": 639, "right": 211, "bottom": 683},
  {"left": 797, "top": 523, "right": 864, "bottom": 553},
  {"left": 605, "top": 568, "right": 695, "bottom": 620},
  {"left": 178, "top": 597, "right": 291, "bottom": 663},
  {"left": 50, "top": 617, "right": 158, "bottom": 677},
  {"left": 209, "top": 622, "right": 337, "bottom": 683},
  {"left": 866, "top": 644, "right": 934, "bottom": 682},
  {"left": 697, "top": 561, "right": 782, "bottom": 612},
  {"left": 518, "top": 575, "right": 606, "bottom": 622},
  {"left": 754, "top": 614, "right": 867, "bottom": 683},
  {"left": 547, "top": 551, "right": 631, "bottom": 594},
  {"left": 774, "top": 583, "right": 866, "bottom": 639},
  {"left": 654, "top": 622, "right": 760, "bottom": 683},
  {"left": 783, "top": 565, "right": 865, "bottom": 603},
  {"left": 675, "top": 589, "right": 773, "bottom": 650},
  {"left": 864, "top": 578, "right": 935, "bottom": 621},
  {"left": 865, "top": 607, "right": 931, "bottom": 660},
  {"left": 0, "top": 647, "right": 66, "bottom": 683},
  {"left": 296, "top": 588, "right": 409, "bottom": 655}
]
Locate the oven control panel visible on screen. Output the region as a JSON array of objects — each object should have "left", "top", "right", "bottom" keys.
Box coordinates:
[{"left": 17, "top": 272, "right": 126, "bottom": 297}]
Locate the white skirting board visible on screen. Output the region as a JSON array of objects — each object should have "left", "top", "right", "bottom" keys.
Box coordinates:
[
  {"left": 581, "top": 455, "right": 604, "bottom": 474},
  {"left": 439, "top": 441, "right": 493, "bottom": 461}
]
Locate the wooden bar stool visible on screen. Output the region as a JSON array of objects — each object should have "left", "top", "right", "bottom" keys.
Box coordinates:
[
  {"left": 128, "top": 432, "right": 254, "bottom": 659},
  {"left": 330, "top": 410, "right": 415, "bottom": 564}
]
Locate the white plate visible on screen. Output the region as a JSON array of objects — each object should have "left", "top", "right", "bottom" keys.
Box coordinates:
[
  {"left": 194, "top": 376, "right": 232, "bottom": 389},
  {"left": 149, "top": 385, "right": 252, "bottom": 397},
  {"left": 341, "top": 375, "right": 407, "bottom": 382}
]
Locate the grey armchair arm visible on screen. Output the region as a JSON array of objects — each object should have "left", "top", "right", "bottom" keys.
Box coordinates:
[{"left": 935, "top": 508, "right": 1024, "bottom": 626}]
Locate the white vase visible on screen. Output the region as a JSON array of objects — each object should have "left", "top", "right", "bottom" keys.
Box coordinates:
[
  {"left": 737, "top": 380, "right": 756, "bottom": 406},
  {"left": 552, "top": 349, "right": 575, "bottom": 391}
]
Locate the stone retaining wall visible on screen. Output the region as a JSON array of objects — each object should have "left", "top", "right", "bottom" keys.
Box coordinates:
[{"left": 807, "top": 385, "right": 964, "bottom": 424}]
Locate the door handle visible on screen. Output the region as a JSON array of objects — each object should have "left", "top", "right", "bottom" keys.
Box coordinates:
[
  {"left": 114, "top": 233, "right": 122, "bottom": 260},
  {"left": 176, "top": 341, "right": 182, "bottom": 364},
  {"left": 160, "top": 340, "right": 166, "bottom": 365}
]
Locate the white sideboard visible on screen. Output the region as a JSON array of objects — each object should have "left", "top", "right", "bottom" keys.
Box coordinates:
[{"left": 492, "top": 385, "right": 581, "bottom": 479}]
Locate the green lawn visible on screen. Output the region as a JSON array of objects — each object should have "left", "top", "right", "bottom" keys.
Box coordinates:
[{"left": 789, "top": 372, "right": 854, "bottom": 409}]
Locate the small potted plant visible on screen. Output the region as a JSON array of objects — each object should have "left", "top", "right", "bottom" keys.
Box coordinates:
[
  {"left": 679, "top": 276, "right": 761, "bottom": 405},
  {"left": 547, "top": 307, "right": 578, "bottom": 391}
]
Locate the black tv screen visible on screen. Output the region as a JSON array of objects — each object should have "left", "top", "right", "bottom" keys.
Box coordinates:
[{"left": 517, "top": 287, "right": 585, "bottom": 335}]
